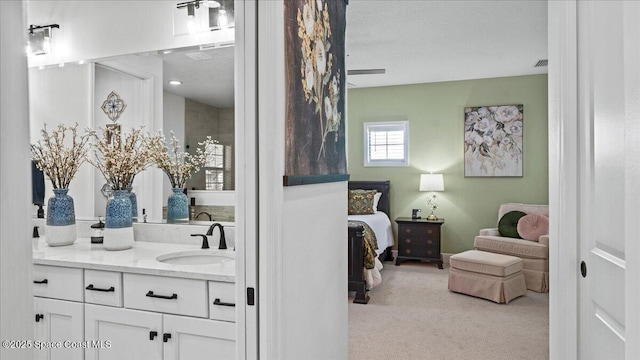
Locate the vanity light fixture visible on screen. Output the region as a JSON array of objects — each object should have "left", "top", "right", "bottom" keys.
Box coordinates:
[
  {"left": 26, "top": 24, "right": 59, "bottom": 56},
  {"left": 168, "top": 80, "right": 183, "bottom": 86},
  {"left": 177, "top": 0, "right": 207, "bottom": 34}
]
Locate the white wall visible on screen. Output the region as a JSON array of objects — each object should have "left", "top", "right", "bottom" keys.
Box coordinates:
[
  {"left": 282, "top": 184, "right": 348, "bottom": 360},
  {"left": 28, "top": 64, "right": 94, "bottom": 218},
  {"left": 257, "top": 1, "right": 348, "bottom": 358},
  {"left": 0, "top": 1, "right": 34, "bottom": 359}
]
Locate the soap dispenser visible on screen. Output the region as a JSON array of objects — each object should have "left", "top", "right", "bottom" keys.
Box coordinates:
[{"left": 91, "top": 217, "right": 105, "bottom": 244}]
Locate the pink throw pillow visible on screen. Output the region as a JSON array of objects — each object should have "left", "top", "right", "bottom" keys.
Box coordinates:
[{"left": 517, "top": 214, "right": 549, "bottom": 241}]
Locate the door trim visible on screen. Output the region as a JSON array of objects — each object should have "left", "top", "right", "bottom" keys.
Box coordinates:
[{"left": 548, "top": 1, "right": 579, "bottom": 359}]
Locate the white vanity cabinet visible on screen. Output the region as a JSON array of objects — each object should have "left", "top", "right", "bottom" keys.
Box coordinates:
[
  {"left": 33, "top": 297, "right": 84, "bottom": 360},
  {"left": 33, "top": 264, "right": 85, "bottom": 360},
  {"left": 33, "top": 264, "right": 236, "bottom": 360},
  {"left": 84, "top": 304, "right": 163, "bottom": 360}
]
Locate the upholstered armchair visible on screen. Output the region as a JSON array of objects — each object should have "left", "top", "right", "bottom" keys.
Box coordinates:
[{"left": 474, "top": 203, "right": 549, "bottom": 293}]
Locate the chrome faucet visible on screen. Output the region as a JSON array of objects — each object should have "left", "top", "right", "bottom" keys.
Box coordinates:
[
  {"left": 206, "top": 223, "right": 227, "bottom": 250},
  {"left": 195, "top": 212, "right": 213, "bottom": 221}
]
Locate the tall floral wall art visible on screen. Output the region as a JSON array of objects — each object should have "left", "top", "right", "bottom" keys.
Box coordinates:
[
  {"left": 464, "top": 104, "right": 523, "bottom": 177},
  {"left": 284, "top": 0, "right": 348, "bottom": 186}
]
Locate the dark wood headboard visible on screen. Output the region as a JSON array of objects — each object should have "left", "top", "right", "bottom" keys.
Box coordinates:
[{"left": 348, "top": 180, "right": 391, "bottom": 216}]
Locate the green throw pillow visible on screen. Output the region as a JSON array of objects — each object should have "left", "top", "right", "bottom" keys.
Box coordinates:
[
  {"left": 348, "top": 190, "right": 377, "bottom": 215},
  {"left": 498, "top": 210, "right": 527, "bottom": 238}
]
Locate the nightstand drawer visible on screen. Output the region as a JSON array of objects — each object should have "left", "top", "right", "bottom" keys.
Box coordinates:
[
  {"left": 399, "top": 236, "right": 438, "bottom": 247},
  {"left": 400, "top": 244, "right": 440, "bottom": 259},
  {"left": 400, "top": 225, "right": 440, "bottom": 239},
  {"left": 123, "top": 273, "right": 208, "bottom": 318},
  {"left": 33, "top": 265, "right": 83, "bottom": 302}
]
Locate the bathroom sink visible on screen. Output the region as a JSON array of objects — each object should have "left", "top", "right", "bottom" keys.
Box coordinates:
[{"left": 156, "top": 250, "right": 235, "bottom": 266}]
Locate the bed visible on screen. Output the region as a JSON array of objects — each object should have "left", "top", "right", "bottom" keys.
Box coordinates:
[{"left": 348, "top": 180, "right": 394, "bottom": 304}]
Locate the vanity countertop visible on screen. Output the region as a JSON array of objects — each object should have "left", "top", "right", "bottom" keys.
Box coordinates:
[{"left": 32, "top": 238, "right": 235, "bottom": 283}]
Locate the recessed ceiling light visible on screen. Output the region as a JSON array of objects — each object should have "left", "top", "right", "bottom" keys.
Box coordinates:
[
  {"left": 78, "top": 60, "right": 85, "bottom": 65},
  {"left": 168, "top": 80, "right": 182, "bottom": 86}
]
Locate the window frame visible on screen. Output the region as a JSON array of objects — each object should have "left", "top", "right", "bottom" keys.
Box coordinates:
[{"left": 363, "top": 120, "right": 409, "bottom": 167}]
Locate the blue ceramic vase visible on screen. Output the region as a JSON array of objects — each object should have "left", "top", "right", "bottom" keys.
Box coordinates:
[
  {"left": 103, "top": 189, "right": 134, "bottom": 250},
  {"left": 167, "top": 187, "right": 189, "bottom": 223},
  {"left": 127, "top": 186, "right": 138, "bottom": 221},
  {"left": 45, "top": 188, "right": 77, "bottom": 246}
]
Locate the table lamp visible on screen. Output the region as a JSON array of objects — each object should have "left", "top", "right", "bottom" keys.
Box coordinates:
[{"left": 419, "top": 173, "right": 444, "bottom": 221}]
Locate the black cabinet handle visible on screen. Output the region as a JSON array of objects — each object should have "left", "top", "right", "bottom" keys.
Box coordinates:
[
  {"left": 149, "top": 331, "right": 158, "bottom": 341},
  {"left": 213, "top": 298, "right": 236, "bottom": 307},
  {"left": 163, "top": 333, "right": 172, "bottom": 343},
  {"left": 581, "top": 261, "right": 587, "bottom": 278},
  {"left": 146, "top": 291, "right": 178, "bottom": 300},
  {"left": 35, "top": 314, "right": 44, "bottom": 322},
  {"left": 86, "top": 284, "right": 115, "bottom": 292},
  {"left": 33, "top": 279, "right": 48, "bottom": 284}
]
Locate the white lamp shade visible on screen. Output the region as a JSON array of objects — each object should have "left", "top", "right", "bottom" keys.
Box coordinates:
[{"left": 419, "top": 173, "right": 444, "bottom": 191}]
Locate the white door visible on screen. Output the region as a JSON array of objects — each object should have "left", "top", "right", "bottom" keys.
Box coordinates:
[
  {"left": 575, "top": 1, "right": 640, "bottom": 359},
  {"left": 163, "top": 314, "right": 235, "bottom": 360},
  {"left": 33, "top": 297, "right": 84, "bottom": 360},
  {"left": 84, "top": 304, "right": 162, "bottom": 360}
]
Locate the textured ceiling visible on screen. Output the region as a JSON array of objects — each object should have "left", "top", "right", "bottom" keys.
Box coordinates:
[{"left": 345, "top": 0, "right": 548, "bottom": 88}]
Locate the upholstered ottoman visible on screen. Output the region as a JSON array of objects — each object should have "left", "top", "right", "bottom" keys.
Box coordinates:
[{"left": 448, "top": 250, "right": 527, "bottom": 304}]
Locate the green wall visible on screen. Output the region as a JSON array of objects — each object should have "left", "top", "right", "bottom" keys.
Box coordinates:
[{"left": 347, "top": 74, "right": 548, "bottom": 254}]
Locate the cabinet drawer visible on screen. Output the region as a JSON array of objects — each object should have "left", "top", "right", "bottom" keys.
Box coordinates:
[
  {"left": 209, "top": 281, "right": 235, "bottom": 322},
  {"left": 400, "top": 225, "right": 440, "bottom": 239},
  {"left": 399, "top": 244, "right": 440, "bottom": 259},
  {"left": 399, "top": 236, "right": 438, "bottom": 247},
  {"left": 33, "top": 265, "right": 83, "bottom": 302},
  {"left": 84, "top": 270, "right": 123, "bottom": 307},
  {"left": 123, "top": 273, "right": 208, "bottom": 318}
]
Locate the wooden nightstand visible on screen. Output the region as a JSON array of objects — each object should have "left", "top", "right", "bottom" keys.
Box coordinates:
[{"left": 395, "top": 217, "right": 445, "bottom": 269}]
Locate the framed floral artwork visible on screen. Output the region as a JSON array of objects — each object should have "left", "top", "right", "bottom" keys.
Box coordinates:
[
  {"left": 283, "top": 0, "right": 348, "bottom": 186},
  {"left": 464, "top": 104, "right": 523, "bottom": 177}
]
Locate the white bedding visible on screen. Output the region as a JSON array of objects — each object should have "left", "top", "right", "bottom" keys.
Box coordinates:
[
  {"left": 348, "top": 212, "right": 394, "bottom": 290},
  {"left": 347, "top": 212, "right": 394, "bottom": 256}
]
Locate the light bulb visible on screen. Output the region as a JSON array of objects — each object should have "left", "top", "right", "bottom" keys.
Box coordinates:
[
  {"left": 218, "top": 9, "right": 228, "bottom": 29},
  {"left": 42, "top": 36, "right": 52, "bottom": 54}
]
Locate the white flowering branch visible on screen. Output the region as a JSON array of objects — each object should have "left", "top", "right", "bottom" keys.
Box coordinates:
[
  {"left": 31, "top": 123, "right": 94, "bottom": 189},
  {"left": 87, "top": 127, "right": 159, "bottom": 190},
  {"left": 151, "top": 132, "right": 217, "bottom": 189}
]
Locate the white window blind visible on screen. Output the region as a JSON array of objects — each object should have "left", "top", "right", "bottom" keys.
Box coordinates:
[{"left": 364, "top": 121, "right": 409, "bottom": 167}]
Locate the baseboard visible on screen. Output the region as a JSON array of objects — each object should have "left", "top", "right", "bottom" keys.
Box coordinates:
[{"left": 391, "top": 249, "right": 398, "bottom": 260}]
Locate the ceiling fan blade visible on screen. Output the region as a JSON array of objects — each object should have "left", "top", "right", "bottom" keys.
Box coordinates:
[{"left": 347, "top": 69, "right": 386, "bottom": 75}]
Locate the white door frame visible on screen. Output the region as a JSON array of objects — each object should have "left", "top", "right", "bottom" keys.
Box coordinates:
[
  {"left": 548, "top": 1, "right": 579, "bottom": 358},
  {"left": 549, "top": 1, "right": 640, "bottom": 359},
  {"left": 235, "top": 0, "right": 259, "bottom": 359}
]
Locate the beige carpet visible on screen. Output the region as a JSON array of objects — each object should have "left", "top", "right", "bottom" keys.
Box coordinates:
[{"left": 349, "top": 262, "right": 549, "bottom": 360}]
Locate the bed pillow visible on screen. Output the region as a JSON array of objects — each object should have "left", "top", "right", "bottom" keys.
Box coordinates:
[
  {"left": 498, "top": 210, "right": 527, "bottom": 238},
  {"left": 373, "top": 192, "right": 382, "bottom": 213},
  {"left": 348, "top": 190, "right": 377, "bottom": 215},
  {"left": 517, "top": 214, "right": 549, "bottom": 241}
]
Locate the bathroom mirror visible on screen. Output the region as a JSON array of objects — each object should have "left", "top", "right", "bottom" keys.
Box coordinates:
[{"left": 28, "top": 44, "right": 236, "bottom": 223}]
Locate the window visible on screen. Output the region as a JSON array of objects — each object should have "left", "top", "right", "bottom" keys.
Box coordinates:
[
  {"left": 204, "top": 143, "right": 225, "bottom": 190},
  {"left": 364, "top": 121, "right": 409, "bottom": 166}
]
